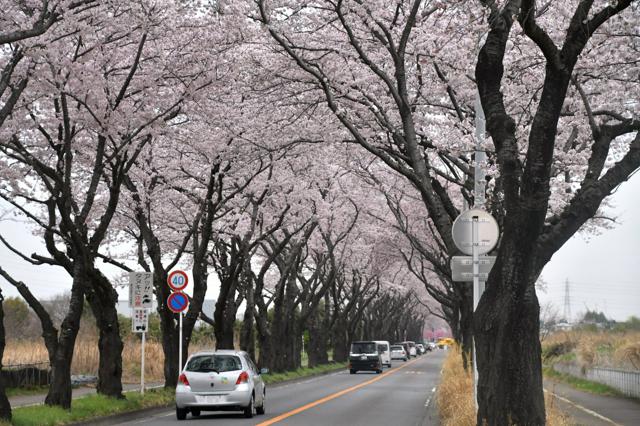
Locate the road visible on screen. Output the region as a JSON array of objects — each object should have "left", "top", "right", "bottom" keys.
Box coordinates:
[{"left": 113, "top": 350, "right": 446, "bottom": 426}]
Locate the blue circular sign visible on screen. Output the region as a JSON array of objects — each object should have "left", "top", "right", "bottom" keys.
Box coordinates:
[{"left": 167, "top": 291, "right": 189, "bottom": 313}]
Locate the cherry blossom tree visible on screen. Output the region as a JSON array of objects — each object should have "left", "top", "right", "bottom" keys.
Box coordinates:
[
  {"left": 0, "top": 0, "right": 211, "bottom": 407},
  {"left": 254, "top": 0, "right": 639, "bottom": 423}
]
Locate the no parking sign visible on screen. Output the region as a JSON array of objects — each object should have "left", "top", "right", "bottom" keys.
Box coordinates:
[{"left": 167, "top": 291, "right": 189, "bottom": 313}]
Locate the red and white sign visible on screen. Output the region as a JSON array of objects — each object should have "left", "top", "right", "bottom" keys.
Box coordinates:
[
  {"left": 167, "top": 291, "right": 189, "bottom": 313},
  {"left": 167, "top": 270, "right": 188, "bottom": 291}
]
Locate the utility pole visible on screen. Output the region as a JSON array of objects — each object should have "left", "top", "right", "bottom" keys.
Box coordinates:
[{"left": 563, "top": 279, "right": 571, "bottom": 323}]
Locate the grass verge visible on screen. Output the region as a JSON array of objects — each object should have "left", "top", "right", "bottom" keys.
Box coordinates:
[
  {"left": 3, "top": 388, "right": 174, "bottom": 426},
  {"left": 543, "top": 366, "right": 623, "bottom": 397},
  {"left": 437, "top": 347, "right": 573, "bottom": 426},
  {"left": 262, "top": 362, "right": 348, "bottom": 385}
]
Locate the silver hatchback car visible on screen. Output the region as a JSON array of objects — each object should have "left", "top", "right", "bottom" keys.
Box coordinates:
[{"left": 175, "top": 350, "right": 267, "bottom": 420}]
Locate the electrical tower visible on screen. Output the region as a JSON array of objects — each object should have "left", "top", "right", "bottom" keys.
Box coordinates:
[{"left": 563, "top": 279, "right": 571, "bottom": 323}]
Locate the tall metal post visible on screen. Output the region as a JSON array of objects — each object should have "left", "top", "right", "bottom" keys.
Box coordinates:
[
  {"left": 141, "top": 329, "right": 146, "bottom": 394},
  {"left": 179, "top": 312, "right": 183, "bottom": 374},
  {"left": 472, "top": 91, "right": 487, "bottom": 409},
  {"left": 472, "top": 217, "right": 480, "bottom": 407}
]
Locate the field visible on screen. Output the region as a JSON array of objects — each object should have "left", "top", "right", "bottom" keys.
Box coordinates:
[
  {"left": 542, "top": 329, "right": 640, "bottom": 370},
  {"left": 3, "top": 337, "right": 216, "bottom": 383}
]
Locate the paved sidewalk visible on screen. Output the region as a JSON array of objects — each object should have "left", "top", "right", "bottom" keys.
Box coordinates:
[
  {"left": 9, "top": 383, "right": 164, "bottom": 408},
  {"left": 544, "top": 379, "right": 640, "bottom": 426}
]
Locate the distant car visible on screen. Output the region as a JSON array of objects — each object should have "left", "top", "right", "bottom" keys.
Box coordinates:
[
  {"left": 428, "top": 342, "right": 437, "bottom": 351},
  {"left": 395, "top": 342, "right": 411, "bottom": 359},
  {"left": 416, "top": 343, "right": 426, "bottom": 354},
  {"left": 175, "top": 350, "right": 267, "bottom": 420},
  {"left": 404, "top": 341, "right": 418, "bottom": 357},
  {"left": 390, "top": 345, "right": 408, "bottom": 361},
  {"left": 373, "top": 340, "right": 392, "bottom": 368},
  {"left": 349, "top": 341, "right": 382, "bottom": 374}
]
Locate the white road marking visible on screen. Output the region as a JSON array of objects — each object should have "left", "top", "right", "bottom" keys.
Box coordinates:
[
  {"left": 425, "top": 387, "right": 437, "bottom": 407},
  {"left": 543, "top": 389, "right": 621, "bottom": 426}
]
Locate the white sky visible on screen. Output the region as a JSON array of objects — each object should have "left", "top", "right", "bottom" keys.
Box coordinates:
[{"left": 1, "top": 174, "right": 639, "bottom": 322}]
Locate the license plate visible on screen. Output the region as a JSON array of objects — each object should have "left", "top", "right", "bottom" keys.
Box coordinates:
[{"left": 196, "top": 395, "right": 222, "bottom": 404}]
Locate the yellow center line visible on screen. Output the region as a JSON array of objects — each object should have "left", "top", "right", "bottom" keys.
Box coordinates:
[{"left": 256, "top": 357, "right": 422, "bottom": 426}]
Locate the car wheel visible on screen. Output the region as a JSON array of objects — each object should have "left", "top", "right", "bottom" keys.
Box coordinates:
[
  {"left": 376, "top": 369, "right": 382, "bottom": 374},
  {"left": 244, "top": 394, "right": 255, "bottom": 418},
  {"left": 191, "top": 409, "right": 200, "bottom": 417},
  {"left": 350, "top": 369, "right": 356, "bottom": 374},
  {"left": 256, "top": 392, "right": 266, "bottom": 415},
  {"left": 176, "top": 406, "right": 188, "bottom": 421}
]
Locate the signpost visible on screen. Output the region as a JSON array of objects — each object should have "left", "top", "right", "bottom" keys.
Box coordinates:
[
  {"left": 129, "top": 272, "right": 153, "bottom": 394},
  {"left": 167, "top": 270, "right": 189, "bottom": 377},
  {"left": 129, "top": 272, "right": 153, "bottom": 309},
  {"left": 449, "top": 92, "right": 500, "bottom": 409}
]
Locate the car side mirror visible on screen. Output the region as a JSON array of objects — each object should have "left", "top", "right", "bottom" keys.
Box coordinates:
[{"left": 260, "top": 368, "right": 269, "bottom": 375}]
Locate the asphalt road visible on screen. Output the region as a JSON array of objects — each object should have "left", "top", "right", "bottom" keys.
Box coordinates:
[{"left": 113, "top": 350, "right": 446, "bottom": 426}]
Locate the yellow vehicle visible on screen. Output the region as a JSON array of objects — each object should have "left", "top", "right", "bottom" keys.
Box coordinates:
[{"left": 436, "top": 337, "right": 455, "bottom": 348}]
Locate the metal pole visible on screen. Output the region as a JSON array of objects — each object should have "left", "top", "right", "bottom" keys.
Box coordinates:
[
  {"left": 179, "top": 312, "right": 183, "bottom": 375},
  {"left": 473, "top": 91, "right": 487, "bottom": 410},
  {"left": 141, "top": 329, "right": 146, "bottom": 395},
  {"left": 472, "top": 216, "right": 480, "bottom": 409}
]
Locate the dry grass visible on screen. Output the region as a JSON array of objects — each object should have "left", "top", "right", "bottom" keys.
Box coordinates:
[
  {"left": 437, "top": 347, "right": 573, "bottom": 426},
  {"left": 543, "top": 330, "right": 640, "bottom": 370},
  {"left": 3, "top": 337, "right": 216, "bottom": 383},
  {"left": 437, "top": 348, "right": 475, "bottom": 426}
]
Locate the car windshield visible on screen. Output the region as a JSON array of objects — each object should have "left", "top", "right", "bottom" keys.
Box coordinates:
[
  {"left": 350, "top": 342, "right": 376, "bottom": 354},
  {"left": 185, "top": 355, "right": 242, "bottom": 373},
  {"left": 390, "top": 346, "right": 403, "bottom": 350}
]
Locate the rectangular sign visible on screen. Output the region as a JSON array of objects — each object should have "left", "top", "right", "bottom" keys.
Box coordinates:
[
  {"left": 129, "top": 272, "right": 154, "bottom": 308},
  {"left": 451, "top": 255, "right": 496, "bottom": 282},
  {"left": 132, "top": 308, "right": 149, "bottom": 333}
]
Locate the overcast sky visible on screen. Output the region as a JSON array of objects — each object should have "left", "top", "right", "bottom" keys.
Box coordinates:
[{"left": 1, "top": 174, "right": 639, "bottom": 322}]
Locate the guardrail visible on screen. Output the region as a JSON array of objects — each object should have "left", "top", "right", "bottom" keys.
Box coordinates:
[
  {"left": 2, "top": 361, "right": 51, "bottom": 388},
  {"left": 553, "top": 362, "right": 640, "bottom": 399}
]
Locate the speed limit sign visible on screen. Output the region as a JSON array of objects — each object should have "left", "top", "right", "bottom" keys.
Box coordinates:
[{"left": 167, "top": 270, "right": 188, "bottom": 291}]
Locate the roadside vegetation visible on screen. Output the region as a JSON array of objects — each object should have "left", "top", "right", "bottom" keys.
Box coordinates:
[
  {"left": 543, "top": 367, "right": 622, "bottom": 397},
  {"left": 540, "top": 313, "right": 640, "bottom": 397},
  {"left": 542, "top": 321, "right": 640, "bottom": 372},
  {"left": 437, "top": 347, "right": 573, "bottom": 426},
  {"left": 0, "top": 388, "right": 174, "bottom": 426}
]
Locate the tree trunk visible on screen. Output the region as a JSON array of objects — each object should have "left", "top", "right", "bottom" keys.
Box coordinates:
[
  {"left": 307, "top": 306, "right": 328, "bottom": 367},
  {"left": 332, "top": 318, "right": 348, "bottom": 362},
  {"left": 0, "top": 290, "right": 12, "bottom": 421},
  {"left": 182, "top": 259, "right": 210, "bottom": 361},
  {"left": 240, "top": 277, "right": 256, "bottom": 360},
  {"left": 86, "top": 269, "right": 123, "bottom": 398},
  {"left": 254, "top": 309, "right": 273, "bottom": 369},
  {"left": 214, "top": 279, "right": 237, "bottom": 349},
  {"left": 474, "top": 240, "right": 545, "bottom": 426},
  {"left": 45, "top": 268, "right": 85, "bottom": 408}
]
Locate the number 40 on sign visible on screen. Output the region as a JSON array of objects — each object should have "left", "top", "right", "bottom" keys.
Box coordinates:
[{"left": 167, "top": 270, "right": 188, "bottom": 291}]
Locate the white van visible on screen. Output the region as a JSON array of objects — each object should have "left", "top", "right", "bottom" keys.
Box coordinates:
[{"left": 373, "top": 341, "right": 391, "bottom": 367}]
